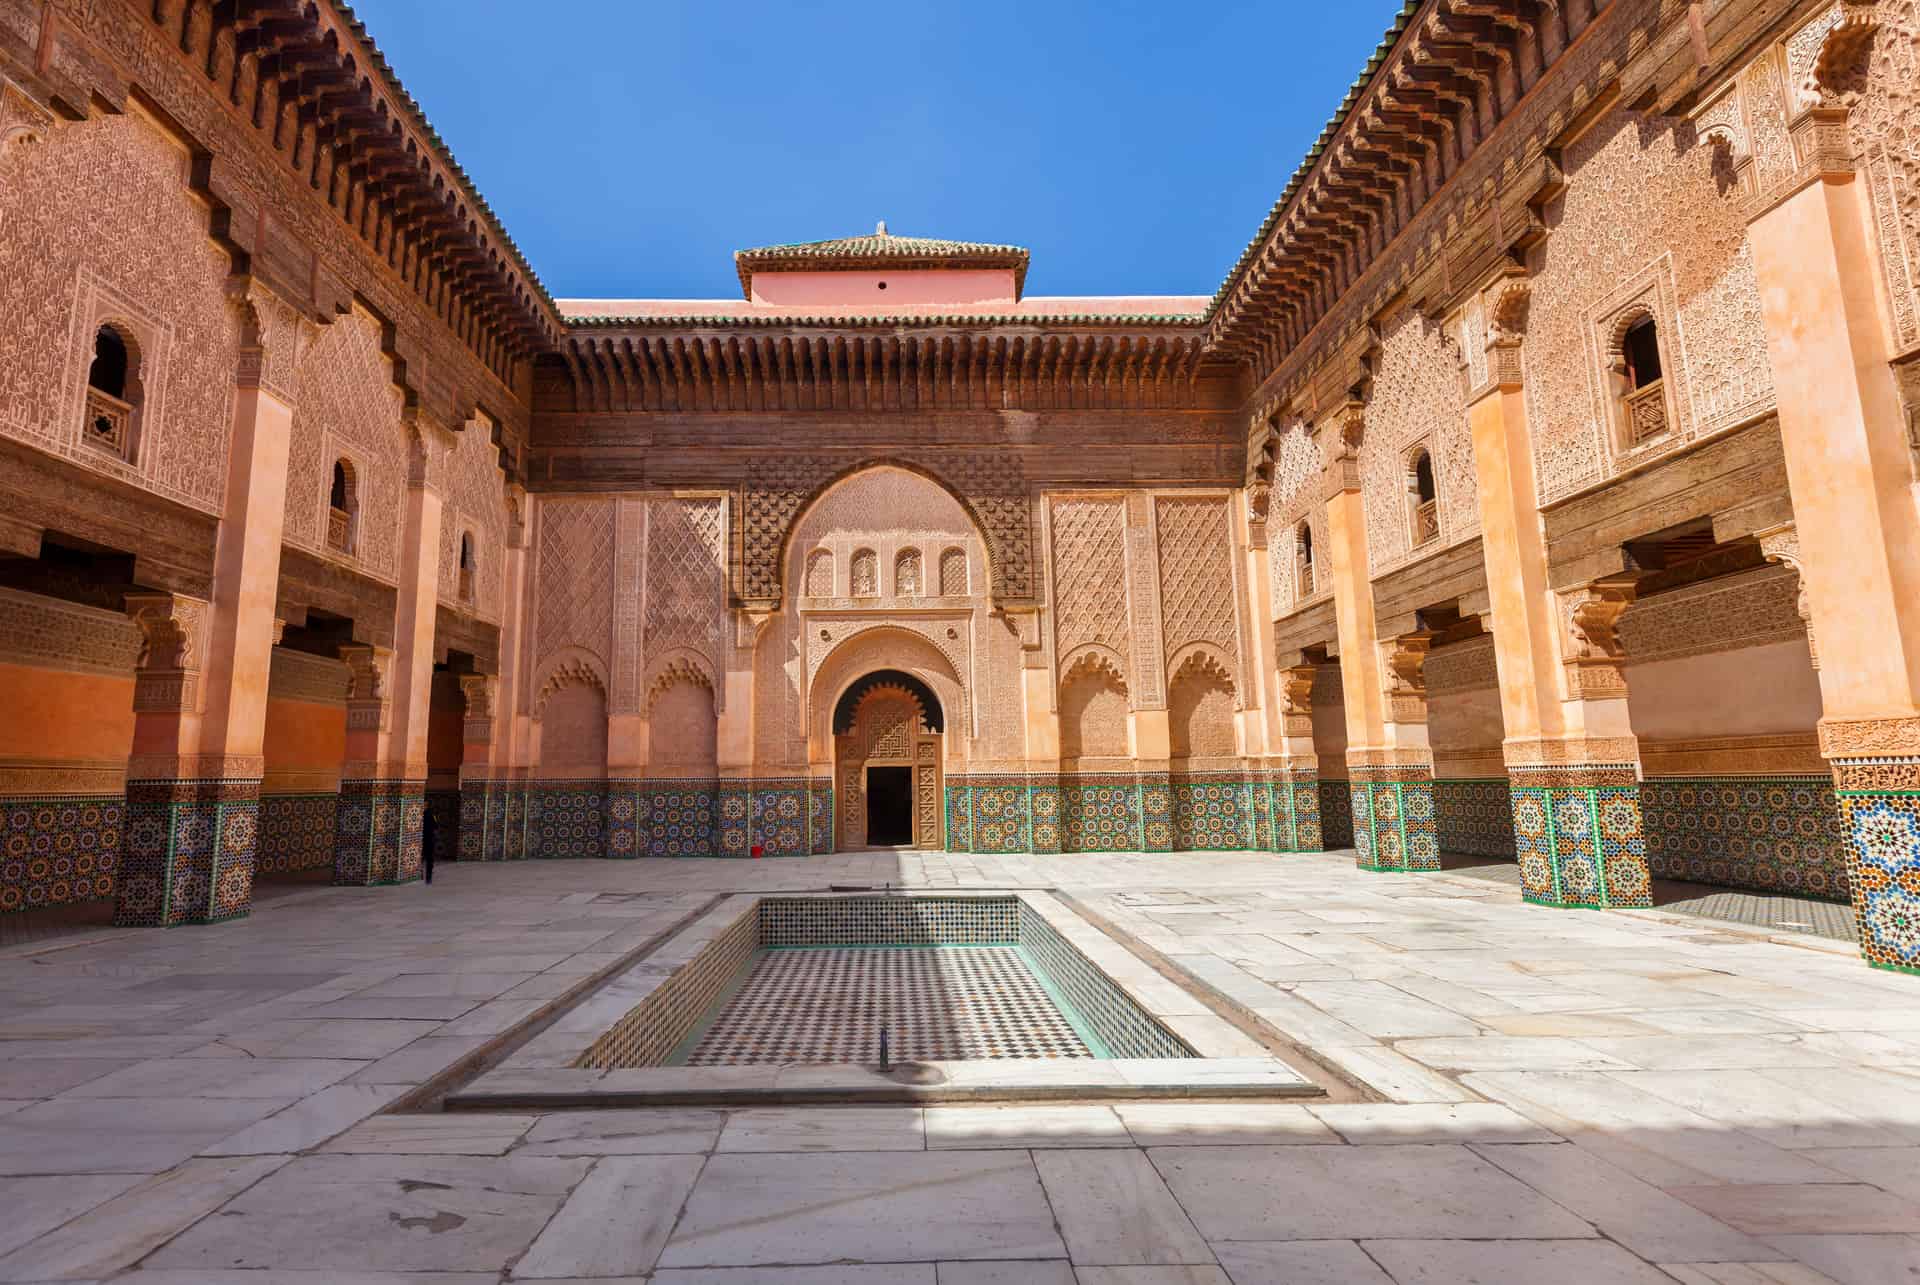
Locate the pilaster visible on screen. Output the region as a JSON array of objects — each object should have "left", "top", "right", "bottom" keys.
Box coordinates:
[{"left": 1747, "top": 93, "right": 1920, "bottom": 970}]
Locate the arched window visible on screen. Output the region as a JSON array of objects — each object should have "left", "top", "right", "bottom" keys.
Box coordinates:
[
  {"left": 1295, "top": 521, "right": 1315, "bottom": 599},
  {"left": 850, "top": 548, "right": 878, "bottom": 597},
  {"left": 894, "top": 547, "right": 922, "bottom": 596},
  {"left": 457, "top": 531, "right": 476, "bottom": 602},
  {"left": 1616, "top": 314, "right": 1669, "bottom": 447},
  {"left": 1408, "top": 448, "right": 1438, "bottom": 546},
  {"left": 83, "top": 325, "right": 138, "bottom": 460},
  {"left": 940, "top": 547, "right": 967, "bottom": 596},
  {"left": 328, "top": 459, "right": 358, "bottom": 555}
]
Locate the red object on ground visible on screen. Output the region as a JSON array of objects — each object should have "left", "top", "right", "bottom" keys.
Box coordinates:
[{"left": 751, "top": 844, "right": 764, "bottom": 858}]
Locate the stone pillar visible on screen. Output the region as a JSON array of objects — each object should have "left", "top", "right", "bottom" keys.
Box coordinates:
[
  {"left": 493, "top": 492, "right": 532, "bottom": 861},
  {"left": 457, "top": 673, "right": 497, "bottom": 862},
  {"left": 1466, "top": 298, "right": 1651, "bottom": 910},
  {"left": 1274, "top": 664, "right": 1323, "bottom": 852},
  {"left": 1323, "top": 399, "right": 1437, "bottom": 872},
  {"left": 714, "top": 645, "right": 754, "bottom": 857},
  {"left": 1749, "top": 94, "right": 1920, "bottom": 973},
  {"left": 334, "top": 414, "right": 445, "bottom": 883},
  {"left": 114, "top": 281, "right": 302, "bottom": 927}
]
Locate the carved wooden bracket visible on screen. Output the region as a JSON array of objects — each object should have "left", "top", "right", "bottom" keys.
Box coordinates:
[
  {"left": 458, "top": 673, "right": 497, "bottom": 743},
  {"left": 1381, "top": 631, "right": 1434, "bottom": 726},
  {"left": 124, "top": 591, "right": 210, "bottom": 715},
  {"left": 338, "top": 642, "right": 395, "bottom": 733},
  {"left": 1562, "top": 574, "right": 1639, "bottom": 699},
  {"left": 1756, "top": 524, "right": 1820, "bottom": 669}
]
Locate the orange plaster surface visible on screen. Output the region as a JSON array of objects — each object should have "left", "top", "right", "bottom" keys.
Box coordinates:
[
  {"left": 0, "top": 663, "right": 134, "bottom": 762},
  {"left": 261, "top": 697, "right": 346, "bottom": 774}
]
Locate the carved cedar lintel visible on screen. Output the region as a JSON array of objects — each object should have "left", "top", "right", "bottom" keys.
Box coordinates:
[
  {"left": 1279, "top": 664, "right": 1316, "bottom": 737},
  {"left": 124, "top": 591, "right": 210, "bottom": 715},
  {"left": 459, "top": 673, "right": 497, "bottom": 742}
]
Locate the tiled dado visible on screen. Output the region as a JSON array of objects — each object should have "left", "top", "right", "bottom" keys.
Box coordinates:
[
  {"left": 256, "top": 794, "right": 337, "bottom": 876},
  {"left": 944, "top": 772, "right": 1318, "bottom": 854},
  {"left": 425, "top": 789, "right": 461, "bottom": 861},
  {"left": 1508, "top": 766, "right": 1650, "bottom": 910},
  {"left": 1349, "top": 769, "right": 1440, "bottom": 873},
  {"left": 116, "top": 778, "right": 260, "bottom": 927},
  {"left": 1832, "top": 757, "right": 1920, "bottom": 975},
  {"left": 1319, "top": 777, "right": 1355, "bottom": 848},
  {"left": 469, "top": 778, "right": 838, "bottom": 859},
  {"left": 332, "top": 779, "right": 425, "bottom": 887},
  {"left": 1, "top": 795, "right": 122, "bottom": 912},
  {"left": 528, "top": 782, "right": 608, "bottom": 860},
  {"left": 1640, "top": 776, "right": 1847, "bottom": 900},
  {"left": 1435, "top": 778, "right": 1517, "bottom": 859}
]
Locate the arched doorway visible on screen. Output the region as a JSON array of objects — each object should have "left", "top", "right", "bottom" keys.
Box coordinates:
[{"left": 833, "top": 670, "right": 944, "bottom": 850}]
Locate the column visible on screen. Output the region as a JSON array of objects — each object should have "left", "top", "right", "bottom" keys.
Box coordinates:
[
  {"left": 1323, "top": 399, "right": 1438, "bottom": 872},
  {"left": 714, "top": 642, "right": 754, "bottom": 857},
  {"left": 1274, "top": 664, "right": 1324, "bottom": 851},
  {"left": 1012, "top": 607, "right": 1061, "bottom": 854},
  {"left": 457, "top": 672, "right": 497, "bottom": 861},
  {"left": 333, "top": 418, "right": 444, "bottom": 885},
  {"left": 114, "top": 282, "right": 302, "bottom": 927},
  {"left": 1467, "top": 293, "right": 1651, "bottom": 910},
  {"left": 1237, "top": 486, "right": 1281, "bottom": 851},
  {"left": 1749, "top": 97, "right": 1920, "bottom": 973},
  {"left": 495, "top": 493, "right": 532, "bottom": 860},
  {"left": 1123, "top": 494, "right": 1172, "bottom": 852}
]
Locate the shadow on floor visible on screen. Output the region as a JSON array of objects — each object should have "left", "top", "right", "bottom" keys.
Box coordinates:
[{"left": 1437, "top": 852, "right": 1857, "bottom": 943}]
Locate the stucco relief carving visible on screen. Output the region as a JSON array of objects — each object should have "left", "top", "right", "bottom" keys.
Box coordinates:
[
  {"left": 1049, "top": 496, "right": 1130, "bottom": 694},
  {"left": 1839, "top": 0, "right": 1920, "bottom": 351},
  {"left": 286, "top": 305, "right": 407, "bottom": 581},
  {"left": 338, "top": 642, "right": 395, "bottom": 734},
  {"left": 805, "top": 617, "right": 971, "bottom": 731},
  {"left": 644, "top": 654, "right": 716, "bottom": 715},
  {"left": 1168, "top": 650, "right": 1237, "bottom": 759},
  {"left": 1155, "top": 496, "right": 1239, "bottom": 704},
  {"left": 1360, "top": 306, "right": 1476, "bottom": 575},
  {"left": 1620, "top": 560, "right": 1812, "bottom": 667},
  {"left": 533, "top": 497, "right": 615, "bottom": 684},
  {"left": 1380, "top": 633, "right": 1434, "bottom": 726},
  {"left": 1424, "top": 634, "right": 1499, "bottom": 694},
  {"left": 1530, "top": 107, "right": 1775, "bottom": 505},
  {"left": 1123, "top": 492, "right": 1166, "bottom": 709},
  {"left": 458, "top": 673, "right": 497, "bottom": 744},
  {"left": 436, "top": 417, "right": 511, "bottom": 626},
  {"left": 743, "top": 454, "right": 1031, "bottom": 605},
  {"left": 1060, "top": 650, "right": 1130, "bottom": 759},
  {"left": 0, "top": 76, "right": 55, "bottom": 157},
  {"left": 0, "top": 113, "right": 239, "bottom": 516},
  {"left": 0, "top": 586, "right": 142, "bottom": 676},
  {"left": 1818, "top": 714, "right": 1920, "bottom": 758},
  {"left": 644, "top": 495, "right": 726, "bottom": 704}
]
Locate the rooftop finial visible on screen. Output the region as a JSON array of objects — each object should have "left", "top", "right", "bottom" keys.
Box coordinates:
[{"left": 876, "top": 220, "right": 888, "bottom": 237}]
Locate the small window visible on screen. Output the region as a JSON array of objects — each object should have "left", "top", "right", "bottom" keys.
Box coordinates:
[
  {"left": 1295, "top": 522, "right": 1315, "bottom": 599},
  {"left": 328, "top": 459, "right": 358, "bottom": 555},
  {"left": 851, "top": 548, "right": 878, "bottom": 597},
  {"left": 1408, "top": 449, "right": 1438, "bottom": 546},
  {"left": 458, "top": 532, "right": 475, "bottom": 602},
  {"left": 83, "top": 325, "right": 138, "bottom": 460},
  {"left": 1623, "top": 317, "right": 1662, "bottom": 389},
  {"left": 1617, "top": 315, "right": 1670, "bottom": 447}
]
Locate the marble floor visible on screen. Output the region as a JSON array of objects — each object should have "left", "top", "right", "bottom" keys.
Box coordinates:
[{"left": 1, "top": 849, "right": 1916, "bottom": 1283}]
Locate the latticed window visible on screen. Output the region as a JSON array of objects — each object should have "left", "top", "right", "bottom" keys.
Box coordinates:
[
  {"left": 939, "top": 547, "right": 967, "bottom": 596},
  {"left": 83, "top": 325, "right": 137, "bottom": 462},
  {"left": 895, "top": 547, "right": 921, "bottom": 596},
  {"left": 850, "top": 548, "right": 878, "bottom": 596},
  {"left": 1619, "top": 315, "right": 1669, "bottom": 447},
  {"left": 328, "top": 459, "right": 358, "bottom": 554},
  {"left": 1408, "top": 448, "right": 1438, "bottom": 546},
  {"left": 1295, "top": 522, "right": 1315, "bottom": 599}
]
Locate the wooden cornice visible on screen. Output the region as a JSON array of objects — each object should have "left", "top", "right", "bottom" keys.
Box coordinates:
[
  {"left": 1207, "top": 0, "right": 1611, "bottom": 380},
  {"left": 550, "top": 325, "right": 1223, "bottom": 414}
]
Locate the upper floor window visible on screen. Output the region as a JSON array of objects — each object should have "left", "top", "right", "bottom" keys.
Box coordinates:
[
  {"left": 851, "top": 548, "right": 878, "bottom": 597},
  {"left": 1295, "top": 521, "right": 1315, "bottom": 599},
  {"left": 83, "top": 325, "right": 139, "bottom": 462},
  {"left": 1408, "top": 448, "right": 1438, "bottom": 547},
  {"left": 458, "top": 532, "right": 476, "bottom": 602},
  {"left": 1617, "top": 315, "right": 1670, "bottom": 447},
  {"left": 328, "top": 459, "right": 358, "bottom": 555}
]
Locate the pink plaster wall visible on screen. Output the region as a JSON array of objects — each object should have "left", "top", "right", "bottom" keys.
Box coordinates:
[
  {"left": 750, "top": 268, "right": 1017, "bottom": 309},
  {"left": 1626, "top": 640, "right": 1822, "bottom": 741}
]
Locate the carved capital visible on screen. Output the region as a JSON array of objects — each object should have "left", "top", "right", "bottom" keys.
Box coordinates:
[
  {"left": 1756, "top": 523, "right": 1820, "bottom": 669},
  {"left": 1245, "top": 482, "right": 1271, "bottom": 527},
  {"left": 228, "top": 276, "right": 306, "bottom": 404},
  {"left": 1562, "top": 574, "right": 1639, "bottom": 699},
  {"left": 1279, "top": 664, "right": 1316, "bottom": 737},
  {"left": 1381, "top": 632, "right": 1434, "bottom": 725},
  {"left": 338, "top": 643, "right": 394, "bottom": 733},
  {"left": 459, "top": 672, "right": 497, "bottom": 742},
  {"left": 0, "top": 76, "right": 56, "bottom": 158},
  {"left": 124, "top": 591, "right": 210, "bottom": 714}
]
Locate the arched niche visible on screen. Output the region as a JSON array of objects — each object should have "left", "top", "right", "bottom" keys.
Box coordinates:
[{"left": 808, "top": 626, "right": 967, "bottom": 771}]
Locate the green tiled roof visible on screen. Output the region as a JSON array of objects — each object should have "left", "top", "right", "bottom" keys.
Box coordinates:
[{"left": 734, "top": 226, "right": 1031, "bottom": 298}]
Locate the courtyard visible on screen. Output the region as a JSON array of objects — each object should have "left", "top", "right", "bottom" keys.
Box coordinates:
[{"left": 1, "top": 850, "right": 1916, "bottom": 1284}]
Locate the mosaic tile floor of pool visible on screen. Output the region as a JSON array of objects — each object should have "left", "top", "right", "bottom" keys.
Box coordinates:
[{"left": 679, "top": 946, "right": 1093, "bottom": 1065}]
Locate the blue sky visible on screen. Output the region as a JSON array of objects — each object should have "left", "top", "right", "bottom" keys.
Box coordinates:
[{"left": 352, "top": 1, "right": 1401, "bottom": 301}]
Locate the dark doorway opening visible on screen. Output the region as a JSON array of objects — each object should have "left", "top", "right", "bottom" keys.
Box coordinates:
[{"left": 867, "top": 766, "right": 913, "bottom": 846}]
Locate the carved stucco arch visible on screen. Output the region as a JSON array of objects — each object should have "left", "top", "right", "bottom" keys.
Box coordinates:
[
  {"left": 1488, "top": 279, "right": 1531, "bottom": 344},
  {"left": 532, "top": 646, "right": 607, "bottom": 714},
  {"left": 807, "top": 626, "right": 968, "bottom": 767},
  {"left": 1167, "top": 642, "right": 1239, "bottom": 705},
  {"left": 1059, "top": 643, "right": 1130, "bottom": 697},
  {"left": 748, "top": 456, "right": 1025, "bottom": 608},
  {"left": 1604, "top": 302, "right": 1659, "bottom": 358},
  {"left": 642, "top": 649, "right": 717, "bottom": 717}
]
